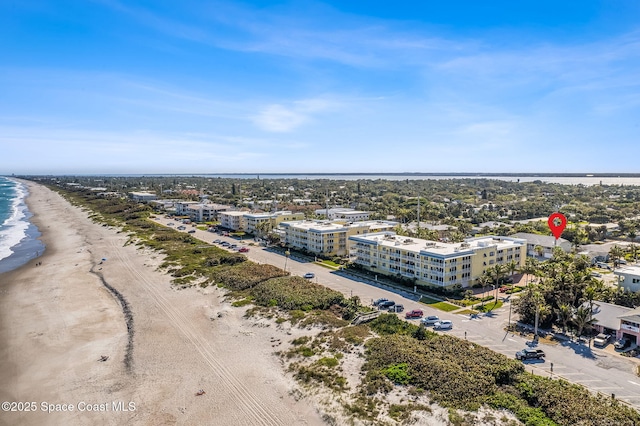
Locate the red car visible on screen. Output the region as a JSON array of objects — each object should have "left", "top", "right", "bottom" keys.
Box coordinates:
[
  {"left": 238, "top": 247, "right": 249, "bottom": 253},
  {"left": 405, "top": 309, "right": 424, "bottom": 319}
]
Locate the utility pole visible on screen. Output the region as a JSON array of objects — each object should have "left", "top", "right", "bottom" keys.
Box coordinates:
[{"left": 417, "top": 193, "right": 420, "bottom": 235}]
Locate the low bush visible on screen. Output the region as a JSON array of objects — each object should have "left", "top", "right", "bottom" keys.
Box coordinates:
[
  {"left": 251, "top": 276, "right": 345, "bottom": 311},
  {"left": 211, "top": 263, "right": 287, "bottom": 290}
]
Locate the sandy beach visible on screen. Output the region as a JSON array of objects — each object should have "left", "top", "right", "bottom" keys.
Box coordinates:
[{"left": 0, "top": 181, "right": 324, "bottom": 426}]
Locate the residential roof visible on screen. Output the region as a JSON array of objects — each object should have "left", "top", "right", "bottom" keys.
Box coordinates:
[
  {"left": 615, "top": 265, "right": 640, "bottom": 276},
  {"left": 589, "top": 301, "right": 632, "bottom": 330},
  {"left": 511, "top": 232, "right": 570, "bottom": 247},
  {"left": 618, "top": 306, "right": 640, "bottom": 323},
  {"left": 350, "top": 232, "right": 526, "bottom": 257}
]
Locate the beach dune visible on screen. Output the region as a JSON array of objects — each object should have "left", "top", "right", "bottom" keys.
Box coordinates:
[{"left": 0, "top": 182, "right": 323, "bottom": 425}]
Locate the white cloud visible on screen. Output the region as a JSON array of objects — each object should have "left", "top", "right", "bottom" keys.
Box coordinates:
[
  {"left": 252, "top": 98, "right": 337, "bottom": 132},
  {"left": 253, "top": 104, "right": 307, "bottom": 132}
]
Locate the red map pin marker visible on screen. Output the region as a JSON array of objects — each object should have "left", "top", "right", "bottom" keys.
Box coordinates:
[{"left": 548, "top": 212, "right": 567, "bottom": 240}]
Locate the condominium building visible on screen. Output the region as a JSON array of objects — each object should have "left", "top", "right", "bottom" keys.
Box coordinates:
[
  {"left": 219, "top": 211, "right": 247, "bottom": 231},
  {"left": 129, "top": 192, "right": 157, "bottom": 202},
  {"left": 614, "top": 265, "right": 640, "bottom": 293},
  {"left": 511, "top": 232, "right": 571, "bottom": 257},
  {"left": 315, "top": 208, "right": 370, "bottom": 221},
  {"left": 349, "top": 232, "right": 526, "bottom": 289},
  {"left": 244, "top": 211, "right": 305, "bottom": 235},
  {"left": 184, "top": 203, "right": 231, "bottom": 222},
  {"left": 280, "top": 220, "right": 397, "bottom": 257}
]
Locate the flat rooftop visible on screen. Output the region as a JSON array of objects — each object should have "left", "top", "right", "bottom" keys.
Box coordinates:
[{"left": 351, "top": 232, "right": 525, "bottom": 256}]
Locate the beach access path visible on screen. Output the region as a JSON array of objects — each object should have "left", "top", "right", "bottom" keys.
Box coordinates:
[{"left": 0, "top": 182, "right": 324, "bottom": 426}]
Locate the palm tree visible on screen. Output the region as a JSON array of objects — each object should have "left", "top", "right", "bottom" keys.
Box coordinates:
[
  {"left": 629, "top": 243, "right": 639, "bottom": 264},
  {"left": 478, "top": 274, "right": 492, "bottom": 307},
  {"left": 507, "top": 260, "right": 518, "bottom": 280},
  {"left": 532, "top": 289, "right": 545, "bottom": 339},
  {"left": 609, "top": 245, "right": 625, "bottom": 268},
  {"left": 572, "top": 305, "right": 598, "bottom": 341},
  {"left": 581, "top": 285, "right": 598, "bottom": 314},
  {"left": 492, "top": 263, "right": 506, "bottom": 286},
  {"left": 555, "top": 304, "right": 573, "bottom": 334},
  {"left": 520, "top": 257, "right": 539, "bottom": 287},
  {"left": 534, "top": 245, "right": 544, "bottom": 258}
]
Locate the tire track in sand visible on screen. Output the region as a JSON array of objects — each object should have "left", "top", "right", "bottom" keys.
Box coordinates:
[{"left": 108, "top": 238, "right": 287, "bottom": 425}]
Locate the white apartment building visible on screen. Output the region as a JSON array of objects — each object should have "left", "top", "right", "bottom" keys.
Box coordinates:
[
  {"left": 349, "top": 232, "right": 526, "bottom": 289},
  {"left": 184, "top": 203, "right": 231, "bottom": 222},
  {"left": 175, "top": 201, "right": 200, "bottom": 216},
  {"left": 511, "top": 232, "right": 571, "bottom": 257},
  {"left": 315, "top": 208, "right": 370, "bottom": 221},
  {"left": 219, "top": 211, "right": 247, "bottom": 231},
  {"left": 614, "top": 265, "right": 640, "bottom": 293},
  {"left": 129, "top": 192, "right": 157, "bottom": 202}
]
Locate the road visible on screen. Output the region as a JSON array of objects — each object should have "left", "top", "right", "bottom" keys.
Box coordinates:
[{"left": 152, "top": 218, "right": 640, "bottom": 409}]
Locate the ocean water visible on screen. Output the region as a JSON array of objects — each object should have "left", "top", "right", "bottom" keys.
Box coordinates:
[{"left": 0, "top": 177, "right": 45, "bottom": 274}]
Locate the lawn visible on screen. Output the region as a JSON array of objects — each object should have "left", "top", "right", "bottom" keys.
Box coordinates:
[
  {"left": 419, "top": 297, "right": 460, "bottom": 312},
  {"left": 476, "top": 300, "right": 504, "bottom": 312},
  {"left": 316, "top": 259, "right": 341, "bottom": 269}
]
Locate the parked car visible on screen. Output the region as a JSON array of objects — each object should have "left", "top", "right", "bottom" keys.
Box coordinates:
[
  {"left": 238, "top": 247, "right": 249, "bottom": 253},
  {"left": 433, "top": 320, "right": 453, "bottom": 330},
  {"left": 515, "top": 348, "right": 545, "bottom": 361},
  {"left": 593, "top": 333, "right": 611, "bottom": 347},
  {"left": 614, "top": 338, "right": 631, "bottom": 350},
  {"left": 372, "top": 298, "right": 389, "bottom": 306},
  {"left": 391, "top": 304, "right": 404, "bottom": 313},
  {"left": 221, "top": 242, "right": 231, "bottom": 247},
  {"left": 213, "top": 239, "right": 221, "bottom": 244},
  {"left": 421, "top": 315, "right": 440, "bottom": 326},
  {"left": 229, "top": 244, "right": 238, "bottom": 249},
  {"left": 499, "top": 286, "right": 509, "bottom": 293},
  {"left": 167, "top": 222, "right": 174, "bottom": 226},
  {"left": 377, "top": 300, "right": 395, "bottom": 310},
  {"left": 303, "top": 272, "right": 315, "bottom": 279},
  {"left": 405, "top": 309, "right": 424, "bottom": 319},
  {"left": 187, "top": 230, "right": 196, "bottom": 233},
  {"left": 177, "top": 225, "right": 186, "bottom": 230}
]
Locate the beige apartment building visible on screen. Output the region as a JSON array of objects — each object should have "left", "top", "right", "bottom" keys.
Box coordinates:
[
  {"left": 219, "top": 210, "right": 305, "bottom": 233},
  {"left": 349, "top": 232, "right": 526, "bottom": 289},
  {"left": 244, "top": 211, "right": 305, "bottom": 235},
  {"left": 280, "top": 220, "right": 397, "bottom": 257}
]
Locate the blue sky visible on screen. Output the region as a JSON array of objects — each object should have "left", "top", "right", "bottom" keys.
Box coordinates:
[{"left": 2, "top": 1, "right": 640, "bottom": 174}]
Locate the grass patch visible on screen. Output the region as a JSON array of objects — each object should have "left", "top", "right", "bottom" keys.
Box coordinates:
[
  {"left": 418, "top": 295, "right": 441, "bottom": 304},
  {"left": 231, "top": 298, "right": 253, "bottom": 307},
  {"left": 428, "top": 301, "right": 461, "bottom": 312},
  {"left": 316, "top": 259, "right": 340, "bottom": 268},
  {"left": 476, "top": 300, "right": 504, "bottom": 312}
]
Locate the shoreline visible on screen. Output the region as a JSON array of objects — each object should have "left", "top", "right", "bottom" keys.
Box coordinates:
[
  {"left": 0, "top": 179, "right": 45, "bottom": 274},
  {"left": 0, "top": 181, "right": 324, "bottom": 426}
]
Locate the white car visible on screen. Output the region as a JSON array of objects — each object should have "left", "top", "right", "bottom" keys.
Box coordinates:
[
  {"left": 433, "top": 320, "right": 453, "bottom": 330},
  {"left": 303, "top": 272, "right": 315, "bottom": 279}
]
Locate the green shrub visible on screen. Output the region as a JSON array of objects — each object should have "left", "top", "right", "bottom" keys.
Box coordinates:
[
  {"left": 383, "top": 363, "right": 411, "bottom": 385},
  {"left": 251, "top": 276, "right": 345, "bottom": 311}
]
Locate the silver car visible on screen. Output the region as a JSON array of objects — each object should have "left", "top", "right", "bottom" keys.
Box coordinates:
[{"left": 421, "top": 315, "right": 440, "bottom": 326}]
